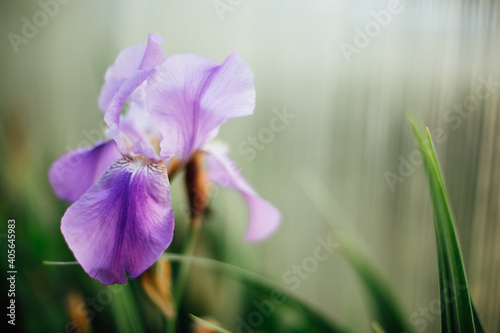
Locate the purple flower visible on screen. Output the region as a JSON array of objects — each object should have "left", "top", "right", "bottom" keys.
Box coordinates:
[{"left": 49, "top": 34, "right": 281, "bottom": 285}]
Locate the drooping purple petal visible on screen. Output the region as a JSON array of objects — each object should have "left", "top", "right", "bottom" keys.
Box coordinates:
[
  {"left": 49, "top": 140, "right": 122, "bottom": 202},
  {"left": 146, "top": 51, "right": 256, "bottom": 161},
  {"left": 61, "top": 157, "right": 174, "bottom": 285},
  {"left": 205, "top": 145, "right": 281, "bottom": 242},
  {"left": 98, "top": 34, "right": 167, "bottom": 113}
]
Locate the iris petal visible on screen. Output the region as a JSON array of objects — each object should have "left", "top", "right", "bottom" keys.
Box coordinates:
[
  {"left": 98, "top": 33, "right": 166, "bottom": 113},
  {"left": 101, "top": 34, "right": 166, "bottom": 158},
  {"left": 61, "top": 157, "right": 175, "bottom": 285},
  {"left": 147, "top": 51, "right": 256, "bottom": 161},
  {"left": 205, "top": 146, "right": 281, "bottom": 242},
  {"left": 49, "top": 140, "right": 122, "bottom": 202},
  {"left": 120, "top": 87, "right": 162, "bottom": 160}
]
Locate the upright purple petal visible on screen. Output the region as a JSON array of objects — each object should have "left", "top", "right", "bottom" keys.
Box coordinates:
[
  {"left": 49, "top": 141, "right": 122, "bottom": 202},
  {"left": 117, "top": 86, "right": 162, "bottom": 160},
  {"left": 147, "top": 51, "right": 256, "bottom": 161},
  {"left": 98, "top": 34, "right": 167, "bottom": 112},
  {"left": 101, "top": 34, "right": 166, "bottom": 158},
  {"left": 205, "top": 146, "right": 281, "bottom": 242},
  {"left": 138, "top": 34, "right": 168, "bottom": 70},
  {"left": 104, "top": 71, "right": 153, "bottom": 156},
  {"left": 61, "top": 157, "right": 174, "bottom": 285}
]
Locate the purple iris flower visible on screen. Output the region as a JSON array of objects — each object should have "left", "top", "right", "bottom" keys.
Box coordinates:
[{"left": 49, "top": 34, "right": 281, "bottom": 285}]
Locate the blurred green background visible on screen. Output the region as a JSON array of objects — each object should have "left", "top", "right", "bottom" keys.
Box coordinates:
[{"left": 1, "top": 0, "right": 499, "bottom": 332}]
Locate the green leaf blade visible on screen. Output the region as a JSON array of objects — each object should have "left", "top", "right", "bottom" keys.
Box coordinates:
[
  {"left": 189, "top": 314, "right": 233, "bottom": 333},
  {"left": 336, "top": 234, "right": 409, "bottom": 333},
  {"left": 296, "top": 174, "right": 409, "bottom": 333},
  {"left": 410, "top": 120, "right": 477, "bottom": 332}
]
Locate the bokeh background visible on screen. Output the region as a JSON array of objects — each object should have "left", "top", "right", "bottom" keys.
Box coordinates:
[{"left": 1, "top": 0, "right": 499, "bottom": 332}]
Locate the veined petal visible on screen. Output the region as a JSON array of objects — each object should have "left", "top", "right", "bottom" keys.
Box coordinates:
[
  {"left": 104, "top": 70, "right": 155, "bottom": 157},
  {"left": 147, "top": 51, "right": 256, "bottom": 161},
  {"left": 138, "top": 34, "right": 168, "bottom": 70},
  {"left": 119, "top": 87, "right": 162, "bottom": 160},
  {"left": 49, "top": 140, "right": 122, "bottom": 202},
  {"left": 98, "top": 34, "right": 166, "bottom": 112},
  {"left": 205, "top": 146, "right": 281, "bottom": 242},
  {"left": 101, "top": 34, "right": 166, "bottom": 159},
  {"left": 61, "top": 157, "right": 175, "bottom": 285}
]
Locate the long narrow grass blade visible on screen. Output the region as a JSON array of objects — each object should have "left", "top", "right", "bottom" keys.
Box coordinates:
[
  {"left": 296, "top": 176, "right": 409, "bottom": 333},
  {"left": 44, "top": 256, "right": 347, "bottom": 331},
  {"left": 162, "top": 253, "right": 349, "bottom": 333},
  {"left": 43, "top": 260, "right": 78, "bottom": 265},
  {"left": 472, "top": 302, "right": 486, "bottom": 333},
  {"left": 371, "top": 321, "right": 387, "bottom": 333},
  {"left": 336, "top": 234, "right": 409, "bottom": 333},
  {"left": 410, "top": 119, "right": 477, "bottom": 332},
  {"left": 189, "top": 314, "right": 233, "bottom": 333}
]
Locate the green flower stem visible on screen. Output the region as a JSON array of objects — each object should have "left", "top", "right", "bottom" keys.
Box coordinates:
[
  {"left": 111, "top": 283, "right": 144, "bottom": 333},
  {"left": 166, "top": 216, "right": 202, "bottom": 333}
]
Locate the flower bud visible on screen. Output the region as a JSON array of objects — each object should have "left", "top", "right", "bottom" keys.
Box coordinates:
[
  {"left": 66, "top": 291, "right": 91, "bottom": 333},
  {"left": 140, "top": 258, "right": 175, "bottom": 318},
  {"left": 185, "top": 151, "right": 211, "bottom": 226}
]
